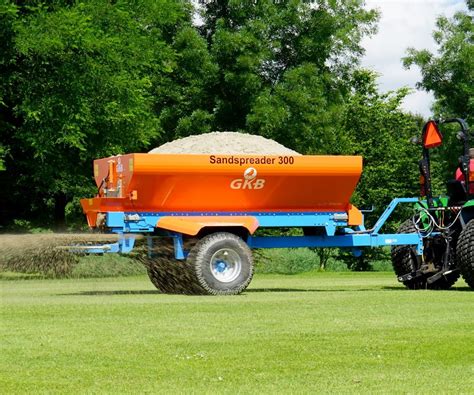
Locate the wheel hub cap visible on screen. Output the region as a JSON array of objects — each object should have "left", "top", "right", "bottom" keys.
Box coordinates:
[{"left": 210, "top": 248, "right": 242, "bottom": 283}]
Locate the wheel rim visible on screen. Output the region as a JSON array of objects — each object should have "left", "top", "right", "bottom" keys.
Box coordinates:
[{"left": 209, "top": 248, "right": 242, "bottom": 283}]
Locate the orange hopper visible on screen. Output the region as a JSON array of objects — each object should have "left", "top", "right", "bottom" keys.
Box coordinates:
[{"left": 81, "top": 154, "right": 363, "bottom": 229}]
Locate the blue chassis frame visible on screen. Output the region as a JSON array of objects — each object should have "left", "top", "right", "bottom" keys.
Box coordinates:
[{"left": 78, "top": 198, "right": 425, "bottom": 259}]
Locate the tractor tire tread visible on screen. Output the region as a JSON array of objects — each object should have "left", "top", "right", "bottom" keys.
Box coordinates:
[
  {"left": 456, "top": 220, "right": 474, "bottom": 289},
  {"left": 391, "top": 220, "right": 459, "bottom": 290},
  {"left": 391, "top": 220, "right": 421, "bottom": 289}
]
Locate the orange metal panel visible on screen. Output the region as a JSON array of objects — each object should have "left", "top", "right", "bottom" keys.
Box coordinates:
[
  {"left": 157, "top": 216, "right": 260, "bottom": 236},
  {"left": 88, "top": 154, "right": 363, "bottom": 213},
  {"left": 80, "top": 196, "right": 127, "bottom": 227},
  {"left": 347, "top": 204, "right": 363, "bottom": 226}
]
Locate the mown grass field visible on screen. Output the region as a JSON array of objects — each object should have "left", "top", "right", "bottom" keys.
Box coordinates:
[{"left": 1, "top": 272, "right": 473, "bottom": 394}]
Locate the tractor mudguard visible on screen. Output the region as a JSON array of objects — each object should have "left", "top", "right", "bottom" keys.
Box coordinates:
[{"left": 461, "top": 200, "right": 474, "bottom": 226}]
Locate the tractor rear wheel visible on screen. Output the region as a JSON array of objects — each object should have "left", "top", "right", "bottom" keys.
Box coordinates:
[
  {"left": 187, "top": 232, "right": 254, "bottom": 295},
  {"left": 391, "top": 220, "right": 460, "bottom": 290},
  {"left": 456, "top": 220, "right": 474, "bottom": 289}
]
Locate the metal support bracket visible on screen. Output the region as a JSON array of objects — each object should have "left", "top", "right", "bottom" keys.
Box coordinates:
[
  {"left": 68, "top": 233, "right": 136, "bottom": 255},
  {"left": 171, "top": 233, "right": 186, "bottom": 260},
  {"left": 372, "top": 198, "right": 419, "bottom": 234}
]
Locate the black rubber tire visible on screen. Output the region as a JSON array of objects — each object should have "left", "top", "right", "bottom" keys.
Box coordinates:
[
  {"left": 139, "top": 238, "right": 206, "bottom": 295},
  {"left": 456, "top": 220, "right": 474, "bottom": 289},
  {"left": 140, "top": 234, "right": 253, "bottom": 295},
  {"left": 391, "top": 220, "right": 460, "bottom": 290},
  {"left": 187, "top": 232, "right": 254, "bottom": 295}
]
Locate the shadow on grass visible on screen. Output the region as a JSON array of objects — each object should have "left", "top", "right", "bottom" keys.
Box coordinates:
[
  {"left": 247, "top": 287, "right": 401, "bottom": 293},
  {"left": 59, "top": 286, "right": 472, "bottom": 296},
  {"left": 61, "top": 290, "right": 160, "bottom": 296},
  {"left": 61, "top": 288, "right": 373, "bottom": 296},
  {"left": 381, "top": 286, "right": 472, "bottom": 292}
]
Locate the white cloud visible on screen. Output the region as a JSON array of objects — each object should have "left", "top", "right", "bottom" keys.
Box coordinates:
[{"left": 361, "top": 0, "right": 467, "bottom": 117}]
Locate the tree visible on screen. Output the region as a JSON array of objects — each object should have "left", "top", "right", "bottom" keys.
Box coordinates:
[
  {"left": 0, "top": 0, "right": 200, "bottom": 229},
  {"left": 154, "top": 26, "right": 218, "bottom": 142},
  {"left": 247, "top": 63, "right": 351, "bottom": 154},
  {"left": 200, "top": 0, "right": 379, "bottom": 139},
  {"left": 312, "top": 247, "right": 336, "bottom": 271},
  {"left": 336, "top": 70, "right": 423, "bottom": 269},
  {"left": 342, "top": 70, "right": 422, "bottom": 226},
  {"left": 0, "top": 1, "right": 19, "bottom": 171},
  {"left": 403, "top": 2, "right": 473, "bottom": 124},
  {"left": 403, "top": 2, "right": 473, "bottom": 192}
]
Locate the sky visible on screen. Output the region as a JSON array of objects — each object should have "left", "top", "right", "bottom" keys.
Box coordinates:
[{"left": 361, "top": 0, "right": 468, "bottom": 118}]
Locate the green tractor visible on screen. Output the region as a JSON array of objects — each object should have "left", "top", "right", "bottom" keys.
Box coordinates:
[{"left": 391, "top": 118, "right": 474, "bottom": 290}]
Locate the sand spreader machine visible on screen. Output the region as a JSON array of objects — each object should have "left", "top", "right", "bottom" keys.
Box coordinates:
[{"left": 79, "top": 119, "right": 474, "bottom": 294}]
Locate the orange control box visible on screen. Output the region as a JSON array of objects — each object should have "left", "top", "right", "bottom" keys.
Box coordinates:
[{"left": 81, "top": 154, "right": 363, "bottom": 227}]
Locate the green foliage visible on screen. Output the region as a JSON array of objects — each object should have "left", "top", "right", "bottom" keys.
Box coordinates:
[
  {"left": 337, "top": 247, "right": 390, "bottom": 272},
  {"left": 1, "top": 0, "right": 384, "bottom": 230},
  {"left": 7, "top": 219, "right": 54, "bottom": 233},
  {"left": 255, "top": 246, "right": 392, "bottom": 274},
  {"left": 403, "top": 3, "right": 473, "bottom": 124},
  {"left": 0, "top": 144, "right": 6, "bottom": 170},
  {"left": 154, "top": 26, "right": 218, "bottom": 141},
  {"left": 342, "top": 70, "right": 422, "bottom": 230},
  {"left": 332, "top": 70, "right": 424, "bottom": 269},
  {"left": 247, "top": 64, "right": 351, "bottom": 154},
  {"left": 0, "top": 1, "right": 18, "bottom": 172},
  {"left": 201, "top": 0, "right": 378, "bottom": 133},
  {"left": 402, "top": 2, "right": 472, "bottom": 206},
  {"left": 0, "top": 0, "right": 205, "bottom": 227},
  {"left": 426, "top": 122, "right": 468, "bottom": 196},
  {"left": 255, "top": 248, "right": 348, "bottom": 274}
]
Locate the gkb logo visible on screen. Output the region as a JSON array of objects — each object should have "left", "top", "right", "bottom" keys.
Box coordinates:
[{"left": 230, "top": 167, "right": 265, "bottom": 190}]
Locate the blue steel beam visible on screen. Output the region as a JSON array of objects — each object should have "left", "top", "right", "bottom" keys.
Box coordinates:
[
  {"left": 371, "top": 197, "right": 419, "bottom": 234},
  {"left": 70, "top": 234, "right": 136, "bottom": 255},
  {"left": 105, "top": 211, "right": 349, "bottom": 236},
  {"left": 80, "top": 197, "right": 424, "bottom": 258},
  {"left": 247, "top": 234, "right": 422, "bottom": 251},
  {"left": 105, "top": 198, "right": 419, "bottom": 235},
  {"left": 166, "top": 232, "right": 423, "bottom": 260}
]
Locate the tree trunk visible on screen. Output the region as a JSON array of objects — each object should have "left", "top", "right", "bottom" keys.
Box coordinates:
[
  {"left": 316, "top": 248, "right": 333, "bottom": 271},
  {"left": 54, "top": 193, "right": 68, "bottom": 231}
]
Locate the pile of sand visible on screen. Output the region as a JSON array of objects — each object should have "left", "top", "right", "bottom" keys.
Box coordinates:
[{"left": 149, "top": 132, "right": 300, "bottom": 155}]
